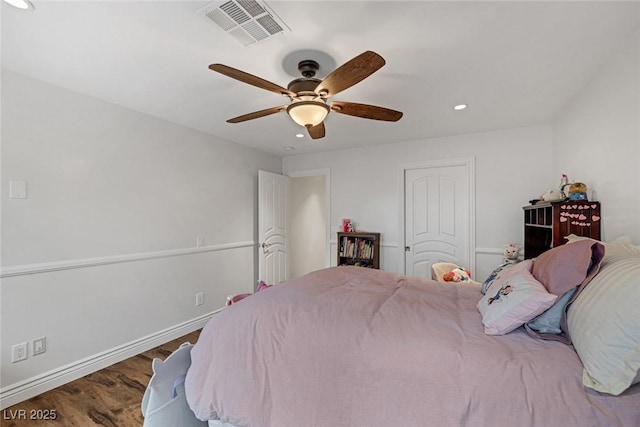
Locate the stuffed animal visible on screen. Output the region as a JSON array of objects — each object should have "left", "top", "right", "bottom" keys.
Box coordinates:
[
  {"left": 569, "top": 182, "right": 588, "bottom": 200},
  {"left": 540, "top": 189, "right": 564, "bottom": 202},
  {"left": 503, "top": 244, "right": 521, "bottom": 264},
  {"left": 569, "top": 182, "right": 587, "bottom": 193},
  {"left": 443, "top": 267, "right": 472, "bottom": 283}
]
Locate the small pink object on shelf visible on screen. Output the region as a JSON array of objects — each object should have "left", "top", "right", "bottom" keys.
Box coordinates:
[{"left": 342, "top": 219, "right": 353, "bottom": 232}]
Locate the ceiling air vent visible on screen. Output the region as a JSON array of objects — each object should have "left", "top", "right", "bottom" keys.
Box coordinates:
[{"left": 198, "top": 0, "right": 290, "bottom": 46}]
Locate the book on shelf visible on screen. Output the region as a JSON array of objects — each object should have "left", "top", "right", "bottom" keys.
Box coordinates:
[{"left": 339, "top": 236, "right": 375, "bottom": 260}]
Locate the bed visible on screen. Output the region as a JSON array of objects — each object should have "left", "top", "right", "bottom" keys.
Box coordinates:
[{"left": 184, "top": 237, "right": 640, "bottom": 427}]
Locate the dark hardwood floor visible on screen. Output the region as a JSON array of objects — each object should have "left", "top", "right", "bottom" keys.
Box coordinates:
[{"left": 2, "top": 329, "right": 201, "bottom": 427}]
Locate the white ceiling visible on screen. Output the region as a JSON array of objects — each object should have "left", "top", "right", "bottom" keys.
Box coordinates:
[{"left": 2, "top": 1, "right": 639, "bottom": 156}]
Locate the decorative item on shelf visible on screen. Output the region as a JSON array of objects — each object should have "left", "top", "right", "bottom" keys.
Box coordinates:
[
  {"left": 560, "top": 173, "right": 570, "bottom": 198},
  {"left": 568, "top": 182, "right": 588, "bottom": 200},
  {"left": 341, "top": 218, "right": 355, "bottom": 232},
  {"left": 540, "top": 189, "right": 564, "bottom": 202},
  {"left": 529, "top": 175, "right": 591, "bottom": 206}
]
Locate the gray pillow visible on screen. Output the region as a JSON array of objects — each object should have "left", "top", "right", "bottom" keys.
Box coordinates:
[{"left": 526, "top": 288, "right": 577, "bottom": 334}]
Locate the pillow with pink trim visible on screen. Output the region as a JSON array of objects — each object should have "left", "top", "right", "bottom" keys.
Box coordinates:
[{"left": 477, "top": 269, "right": 557, "bottom": 335}]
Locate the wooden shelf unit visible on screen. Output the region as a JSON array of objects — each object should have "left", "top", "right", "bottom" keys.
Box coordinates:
[
  {"left": 523, "top": 201, "right": 601, "bottom": 259},
  {"left": 337, "top": 232, "right": 380, "bottom": 269}
]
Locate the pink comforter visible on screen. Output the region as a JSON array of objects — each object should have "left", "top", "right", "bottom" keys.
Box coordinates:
[{"left": 185, "top": 266, "right": 640, "bottom": 427}]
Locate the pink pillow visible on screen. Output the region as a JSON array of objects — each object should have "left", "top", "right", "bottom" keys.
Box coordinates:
[
  {"left": 477, "top": 269, "right": 557, "bottom": 335},
  {"left": 532, "top": 240, "right": 603, "bottom": 296}
]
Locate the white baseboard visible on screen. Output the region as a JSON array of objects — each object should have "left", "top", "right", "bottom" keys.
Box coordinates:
[{"left": 0, "top": 309, "right": 223, "bottom": 410}]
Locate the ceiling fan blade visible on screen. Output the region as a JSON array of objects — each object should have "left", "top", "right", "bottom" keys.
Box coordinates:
[
  {"left": 307, "top": 122, "right": 326, "bottom": 139},
  {"left": 330, "top": 101, "right": 403, "bottom": 122},
  {"left": 227, "top": 106, "right": 287, "bottom": 123},
  {"left": 210, "top": 64, "right": 296, "bottom": 97},
  {"left": 314, "top": 51, "right": 386, "bottom": 97}
]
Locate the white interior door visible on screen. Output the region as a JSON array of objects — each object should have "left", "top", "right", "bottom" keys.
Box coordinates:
[
  {"left": 404, "top": 162, "right": 473, "bottom": 278},
  {"left": 258, "top": 170, "right": 290, "bottom": 284}
]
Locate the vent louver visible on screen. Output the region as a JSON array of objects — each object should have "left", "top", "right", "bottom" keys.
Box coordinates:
[{"left": 198, "top": 0, "right": 289, "bottom": 46}]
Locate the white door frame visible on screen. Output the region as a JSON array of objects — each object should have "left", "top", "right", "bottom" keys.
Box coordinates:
[
  {"left": 398, "top": 157, "right": 476, "bottom": 275},
  {"left": 287, "top": 168, "right": 331, "bottom": 268}
]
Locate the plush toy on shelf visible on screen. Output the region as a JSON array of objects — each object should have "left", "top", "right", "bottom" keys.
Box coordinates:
[
  {"left": 568, "top": 182, "right": 588, "bottom": 200},
  {"left": 540, "top": 189, "right": 564, "bottom": 202}
]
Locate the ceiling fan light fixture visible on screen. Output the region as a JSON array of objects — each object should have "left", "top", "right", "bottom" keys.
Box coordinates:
[{"left": 287, "top": 101, "right": 329, "bottom": 128}]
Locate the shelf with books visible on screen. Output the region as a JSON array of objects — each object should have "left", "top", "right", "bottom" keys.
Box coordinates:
[{"left": 337, "top": 232, "right": 380, "bottom": 269}]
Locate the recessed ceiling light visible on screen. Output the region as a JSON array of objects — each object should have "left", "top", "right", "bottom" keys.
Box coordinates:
[
  {"left": 295, "top": 133, "right": 304, "bottom": 138},
  {"left": 3, "top": 0, "right": 34, "bottom": 10},
  {"left": 284, "top": 146, "right": 295, "bottom": 151},
  {"left": 453, "top": 104, "right": 468, "bottom": 111}
]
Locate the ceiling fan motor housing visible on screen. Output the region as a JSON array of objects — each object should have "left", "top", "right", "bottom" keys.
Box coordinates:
[
  {"left": 298, "top": 59, "right": 319, "bottom": 77},
  {"left": 287, "top": 78, "right": 321, "bottom": 94},
  {"left": 287, "top": 59, "right": 323, "bottom": 94}
]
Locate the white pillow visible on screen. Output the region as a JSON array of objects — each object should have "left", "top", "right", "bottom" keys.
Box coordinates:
[
  {"left": 567, "top": 256, "right": 640, "bottom": 395},
  {"left": 602, "top": 238, "right": 640, "bottom": 265},
  {"left": 565, "top": 234, "right": 640, "bottom": 265},
  {"left": 477, "top": 269, "right": 557, "bottom": 335}
]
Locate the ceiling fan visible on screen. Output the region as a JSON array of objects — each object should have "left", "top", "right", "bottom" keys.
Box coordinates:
[{"left": 209, "top": 51, "right": 403, "bottom": 139}]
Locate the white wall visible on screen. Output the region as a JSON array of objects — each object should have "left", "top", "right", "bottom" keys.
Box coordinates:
[
  {"left": 0, "top": 71, "right": 281, "bottom": 407},
  {"left": 289, "top": 176, "right": 326, "bottom": 278},
  {"left": 283, "top": 125, "right": 554, "bottom": 280},
  {"left": 553, "top": 29, "right": 640, "bottom": 243}
]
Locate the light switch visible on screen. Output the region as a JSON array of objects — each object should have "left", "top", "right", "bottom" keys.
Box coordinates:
[{"left": 9, "top": 181, "right": 27, "bottom": 199}]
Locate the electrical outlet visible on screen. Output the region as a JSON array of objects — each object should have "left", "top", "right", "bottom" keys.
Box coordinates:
[
  {"left": 11, "top": 342, "right": 28, "bottom": 363},
  {"left": 33, "top": 337, "right": 47, "bottom": 356},
  {"left": 195, "top": 292, "right": 204, "bottom": 306},
  {"left": 196, "top": 236, "right": 205, "bottom": 248}
]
